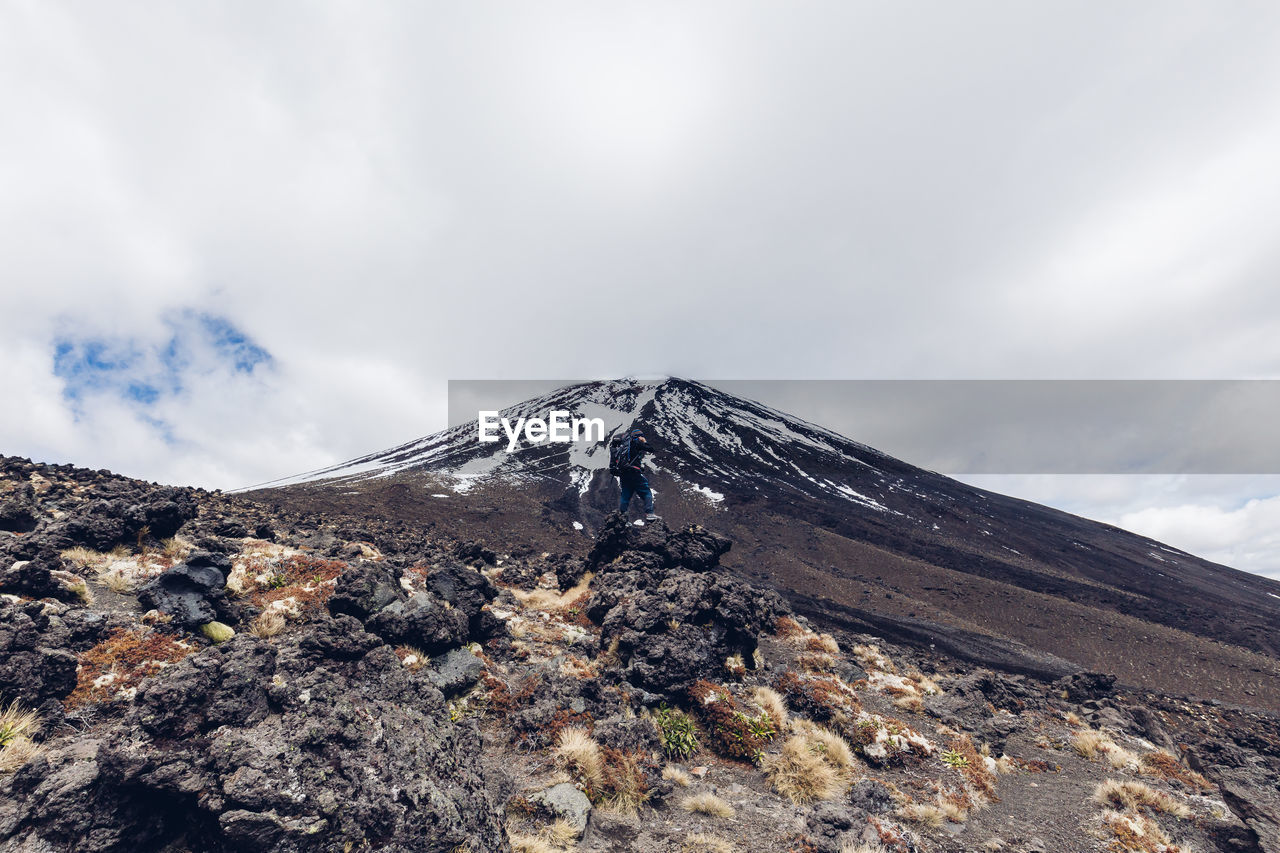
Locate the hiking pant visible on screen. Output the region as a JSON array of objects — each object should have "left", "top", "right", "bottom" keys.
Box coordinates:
[{"left": 618, "top": 469, "right": 654, "bottom": 514}]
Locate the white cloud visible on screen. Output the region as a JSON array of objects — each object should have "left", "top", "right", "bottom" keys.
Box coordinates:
[
  {"left": 958, "top": 475, "right": 1280, "bottom": 580},
  {"left": 3, "top": 2, "right": 1280, "bottom": 579}
]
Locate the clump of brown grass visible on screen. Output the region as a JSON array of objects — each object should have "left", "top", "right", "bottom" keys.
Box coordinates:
[
  {"left": 61, "top": 546, "right": 108, "bottom": 568},
  {"left": 596, "top": 747, "right": 648, "bottom": 815},
  {"left": 509, "top": 831, "right": 575, "bottom": 853},
  {"left": 684, "top": 833, "right": 735, "bottom": 853},
  {"left": 663, "top": 765, "right": 693, "bottom": 787},
  {"left": 893, "top": 695, "right": 925, "bottom": 714},
  {"left": 774, "top": 615, "right": 807, "bottom": 639},
  {"left": 852, "top": 644, "right": 896, "bottom": 674},
  {"left": 249, "top": 610, "right": 286, "bottom": 639},
  {"left": 792, "top": 720, "right": 857, "bottom": 777},
  {"left": 511, "top": 573, "right": 594, "bottom": 612},
  {"left": 751, "top": 686, "right": 789, "bottom": 731},
  {"left": 0, "top": 700, "right": 43, "bottom": 773},
  {"left": 839, "top": 843, "right": 888, "bottom": 853},
  {"left": 807, "top": 633, "right": 841, "bottom": 654},
  {"left": 1071, "top": 728, "right": 1113, "bottom": 759},
  {"left": 1100, "top": 809, "right": 1171, "bottom": 850},
  {"left": 796, "top": 651, "right": 837, "bottom": 673},
  {"left": 1093, "top": 779, "right": 1192, "bottom": 819},
  {"left": 554, "top": 726, "right": 603, "bottom": 791},
  {"left": 681, "top": 792, "right": 735, "bottom": 819},
  {"left": 1139, "top": 749, "right": 1213, "bottom": 791},
  {"left": 761, "top": 731, "right": 851, "bottom": 804},
  {"left": 898, "top": 802, "right": 946, "bottom": 828},
  {"left": 540, "top": 820, "right": 579, "bottom": 847}
]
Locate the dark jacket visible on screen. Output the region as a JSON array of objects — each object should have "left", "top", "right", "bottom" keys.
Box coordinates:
[{"left": 617, "top": 430, "right": 654, "bottom": 474}]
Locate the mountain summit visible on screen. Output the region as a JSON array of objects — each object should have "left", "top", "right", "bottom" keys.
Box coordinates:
[{"left": 248, "top": 378, "right": 1280, "bottom": 708}]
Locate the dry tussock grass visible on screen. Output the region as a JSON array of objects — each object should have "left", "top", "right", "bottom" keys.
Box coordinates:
[
  {"left": 0, "top": 700, "right": 43, "bottom": 773},
  {"left": 852, "top": 644, "right": 896, "bottom": 674},
  {"left": 249, "top": 611, "right": 286, "bottom": 639},
  {"left": 681, "top": 792, "right": 735, "bottom": 819},
  {"left": 807, "top": 633, "right": 841, "bottom": 654},
  {"left": 511, "top": 574, "right": 594, "bottom": 612},
  {"left": 1100, "top": 809, "right": 1171, "bottom": 849},
  {"left": 508, "top": 833, "right": 573, "bottom": 853},
  {"left": 791, "top": 720, "right": 857, "bottom": 777},
  {"left": 1093, "top": 779, "right": 1192, "bottom": 819},
  {"left": 554, "top": 727, "right": 603, "bottom": 792},
  {"left": 663, "top": 765, "right": 693, "bottom": 787},
  {"left": 839, "top": 843, "right": 888, "bottom": 853},
  {"left": 751, "top": 686, "right": 789, "bottom": 731},
  {"left": 1071, "top": 728, "right": 1114, "bottom": 759},
  {"left": 684, "top": 833, "right": 735, "bottom": 853},
  {"left": 898, "top": 802, "right": 946, "bottom": 828},
  {"left": 1139, "top": 749, "right": 1213, "bottom": 790},
  {"left": 761, "top": 734, "right": 847, "bottom": 804},
  {"left": 796, "top": 651, "right": 837, "bottom": 673}
]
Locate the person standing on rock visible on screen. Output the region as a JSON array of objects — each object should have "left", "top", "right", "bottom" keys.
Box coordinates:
[{"left": 611, "top": 428, "right": 659, "bottom": 521}]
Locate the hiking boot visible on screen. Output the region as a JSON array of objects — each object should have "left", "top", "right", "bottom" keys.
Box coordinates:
[{"left": 645, "top": 513, "right": 661, "bottom": 521}]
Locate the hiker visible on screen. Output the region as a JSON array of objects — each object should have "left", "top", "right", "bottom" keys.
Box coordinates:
[{"left": 611, "top": 428, "right": 659, "bottom": 520}]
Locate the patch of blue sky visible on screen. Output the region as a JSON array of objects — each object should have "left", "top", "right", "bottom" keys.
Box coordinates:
[{"left": 52, "top": 311, "right": 273, "bottom": 409}]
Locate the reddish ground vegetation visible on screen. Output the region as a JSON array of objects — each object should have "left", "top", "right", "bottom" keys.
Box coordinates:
[
  {"left": 687, "top": 679, "right": 772, "bottom": 762},
  {"left": 774, "top": 670, "right": 860, "bottom": 722},
  {"left": 247, "top": 555, "right": 346, "bottom": 613},
  {"left": 67, "top": 628, "right": 193, "bottom": 708},
  {"left": 1140, "top": 750, "right": 1213, "bottom": 791},
  {"left": 774, "top": 616, "right": 806, "bottom": 639},
  {"left": 947, "top": 734, "right": 999, "bottom": 801}
]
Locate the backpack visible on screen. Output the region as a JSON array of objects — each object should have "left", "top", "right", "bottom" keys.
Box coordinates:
[{"left": 608, "top": 435, "right": 631, "bottom": 476}]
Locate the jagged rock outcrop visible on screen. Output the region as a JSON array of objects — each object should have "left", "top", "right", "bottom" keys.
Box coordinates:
[
  {"left": 0, "top": 600, "right": 79, "bottom": 711},
  {"left": 137, "top": 552, "right": 237, "bottom": 628},
  {"left": 0, "top": 614, "right": 508, "bottom": 852},
  {"left": 585, "top": 513, "right": 732, "bottom": 574},
  {"left": 584, "top": 514, "right": 786, "bottom": 693}
]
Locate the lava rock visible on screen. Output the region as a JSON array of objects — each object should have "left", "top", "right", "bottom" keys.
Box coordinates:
[
  {"left": 426, "top": 647, "right": 485, "bottom": 698},
  {"left": 1055, "top": 671, "right": 1117, "bottom": 703},
  {"left": 585, "top": 522, "right": 785, "bottom": 694},
  {"left": 328, "top": 561, "right": 404, "bottom": 620},
  {"left": 0, "top": 487, "right": 38, "bottom": 533},
  {"left": 365, "top": 591, "right": 469, "bottom": 654},
  {"left": 530, "top": 782, "right": 592, "bottom": 834},
  {"left": 0, "top": 599, "right": 78, "bottom": 707},
  {"left": 585, "top": 513, "right": 732, "bottom": 573},
  {"left": 137, "top": 553, "right": 234, "bottom": 628},
  {"left": 1, "top": 622, "right": 507, "bottom": 852},
  {"left": 0, "top": 552, "right": 78, "bottom": 601}
]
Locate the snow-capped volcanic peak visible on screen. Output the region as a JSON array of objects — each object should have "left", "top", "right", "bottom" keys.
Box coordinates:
[{"left": 248, "top": 378, "right": 924, "bottom": 513}]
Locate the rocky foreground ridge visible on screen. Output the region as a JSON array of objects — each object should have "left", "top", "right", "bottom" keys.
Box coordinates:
[{"left": 1, "top": 455, "right": 1279, "bottom": 853}]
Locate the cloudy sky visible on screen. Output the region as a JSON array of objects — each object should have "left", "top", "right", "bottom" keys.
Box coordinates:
[{"left": 3, "top": 2, "right": 1279, "bottom": 578}]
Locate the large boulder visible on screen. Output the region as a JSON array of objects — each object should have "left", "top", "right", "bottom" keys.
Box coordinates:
[
  {"left": 365, "top": 592, "right": 469, "bottom": 654},
  {"left": 137, "top": 552, "right": 235, "bottom": 628},
  {"left": 0, "top": 551, "right": 80, "bottom": 602},
  {"left": 0, "top": 599, "right": 79, "bottom": 709},
  {"left": 584, "top": 517, "right": 785, "bottom": 694},
  {"left": 585, "top": 513, "right": 732, "bottom": 573},
  {"left": 0, "top": 614, "right": 509, "bottom": 852}
]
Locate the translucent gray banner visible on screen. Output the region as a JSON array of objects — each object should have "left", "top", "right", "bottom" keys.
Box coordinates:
[{"left": 448, "top": 379, "right": 1280, "bottom": 474}]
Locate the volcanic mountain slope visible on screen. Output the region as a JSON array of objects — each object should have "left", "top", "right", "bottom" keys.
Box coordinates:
[
  {"left": 3, "top": 455, "right": 1280, "bottom": 852},
  {"left": 247, "top": 378, "right": 1280, "bottom": 708}
]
